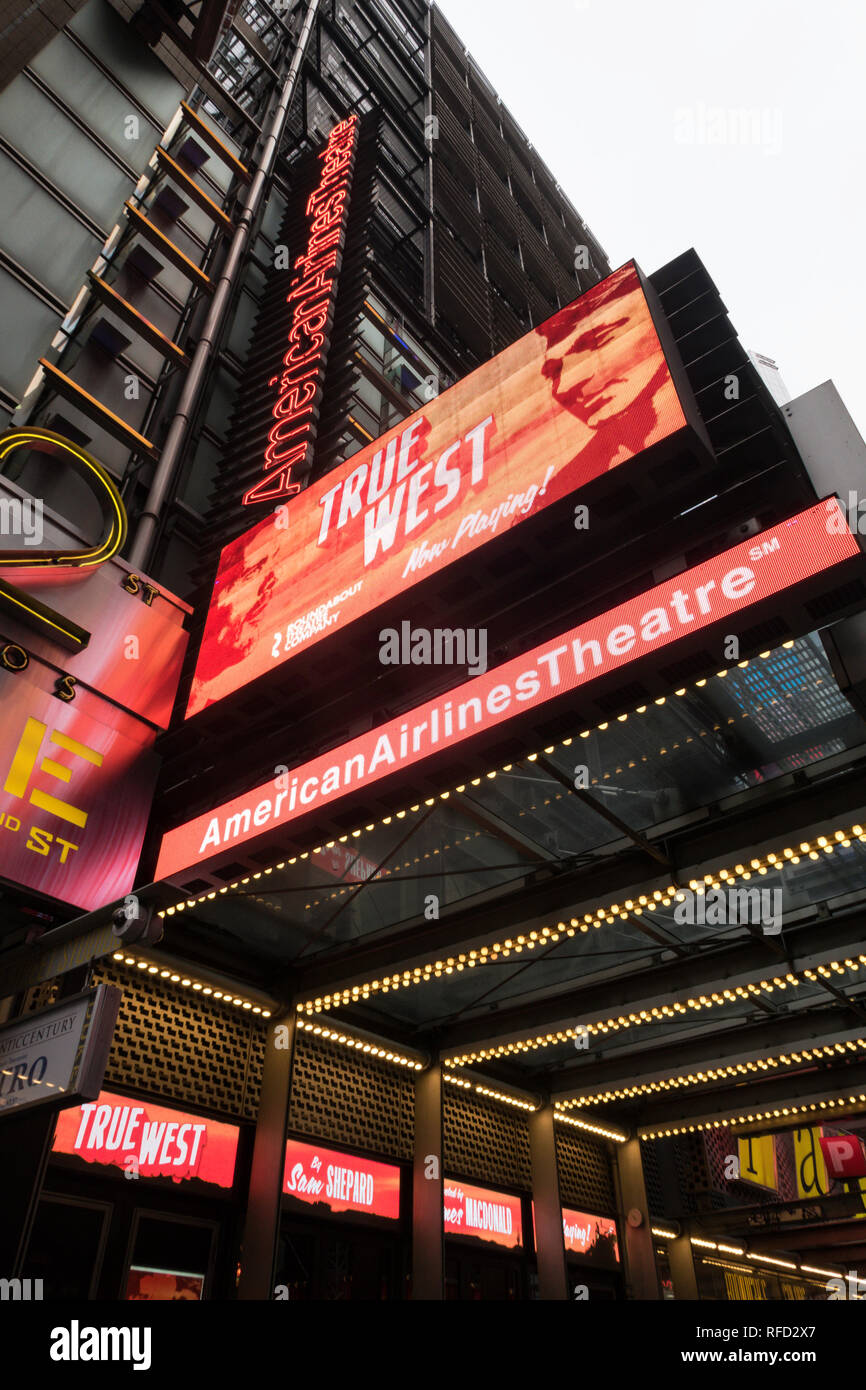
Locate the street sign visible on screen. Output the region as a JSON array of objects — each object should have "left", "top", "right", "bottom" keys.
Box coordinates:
[{"left": 0, "top": 984, "right": 120, "bottom": 1116}]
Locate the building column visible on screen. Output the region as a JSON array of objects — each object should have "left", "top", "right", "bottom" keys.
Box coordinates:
[
  {"left": 238, "top": 1007, "right": 295, "bottom": 1300},
  {"left": 615, "top": 1137, "right": 661, "bottom": 1300},
  {"left": 669, "top": 1229, "right": 700, "bottom": 1299},
  {"left": 412, "top": 1058, "right": 443, "bottom": 1299},
  {"left": 529, "top": 1103, "right": 568, "bottom": 1299}
]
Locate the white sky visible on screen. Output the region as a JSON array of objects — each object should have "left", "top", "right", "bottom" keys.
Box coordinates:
[{"left": 435, "top": 0, "right": 866, "bottom": 436}]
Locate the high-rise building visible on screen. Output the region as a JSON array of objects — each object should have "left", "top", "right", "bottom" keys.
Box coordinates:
[{"left": 2, "top": 0, "right": 866, "bottom": 1309}]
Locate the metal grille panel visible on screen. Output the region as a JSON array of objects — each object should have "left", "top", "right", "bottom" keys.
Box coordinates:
[
  {"left": 443, "top": 1088, "right": 530, "bottom": 1189},
  {"left": 555, "top": 1129, "right": 615, "bottom": 1212},
  {"left": 288, "top": 1031, "right": 414, "bottom": 1160},
  {"left": 91, "top": 962, "right": 265, "bottom": 1120}
]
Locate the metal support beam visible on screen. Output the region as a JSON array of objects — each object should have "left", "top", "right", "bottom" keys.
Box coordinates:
[
  {"left": 538, "top": 755, "right": 671, "bottom": 868},
  {"left": 179, "top": 100, "right": 250, "bottom": 182},
  {"left": 87, "top": 273, "right": 189, "bottom": 368},
  {"left": 37, "top": 358, "right": 158, "bottom": 459},
  {"left": 124, "top": 201, "right": 213, "bottom": 291},
  {"left": 154, "top": 147, "right": 233, "bottom": 229}
]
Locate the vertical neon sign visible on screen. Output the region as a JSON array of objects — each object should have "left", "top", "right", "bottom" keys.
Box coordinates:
[{"left": 243, "top": 114, "right": 360, "bottom": 506}]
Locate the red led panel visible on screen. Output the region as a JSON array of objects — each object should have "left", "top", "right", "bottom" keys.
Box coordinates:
[
  {"left": 562, "top": 1207, "right": 620, "bottom": 1262},
  {"left": 531, "top": 1203, "right": 620, "bottom": 1263},
  {"left": 52, "top": 1090, "right": 239, "bottom": 1189},
  {"left": 283, "top": 1138, "right": 401, "bottom": 1219},
  {"left": 156, "top": 499, "right": 860, "bottom": 883},
  {"left": 444, "top": 1178, "right": 523, "bottom": 1248},
  {"left": 188, "top": 261, "right": 687, "bottom": 716}
]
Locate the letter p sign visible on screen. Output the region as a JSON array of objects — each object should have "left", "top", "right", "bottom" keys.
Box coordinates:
[{"left": 820, "top": 1134, "right": 866, "bottom": 1178}]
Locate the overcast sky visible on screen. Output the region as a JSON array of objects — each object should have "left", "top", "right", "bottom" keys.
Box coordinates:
[{"left": 436, "top": 0, "right": 866, "bottom": 436}]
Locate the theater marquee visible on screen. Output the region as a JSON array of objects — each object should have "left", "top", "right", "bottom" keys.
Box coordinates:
[
  {"left": 156, "top": 499, "right": 860, "bottom": 883},
  {"left": 187, "top": 260, "right": 692, "bottom": 716}
]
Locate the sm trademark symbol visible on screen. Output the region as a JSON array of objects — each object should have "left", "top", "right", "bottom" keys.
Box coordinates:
[{"left": 748, "top": 537, "right": 781, "bottom": 561}]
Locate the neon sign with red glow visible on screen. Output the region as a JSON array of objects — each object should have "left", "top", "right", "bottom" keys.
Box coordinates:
[
  {"left": 243, "top": 114, "right": 359, "bottom": 507},
  {"left": 155, "top": 499, "right": 860, "bottom": 883},
  {"left": 283, "top": 1138, "right": 401, "bottom": 1219},
  {"left": 444, "top": 1179, "right": 523, "bottom": 1248},
  {"left": 52, "top": 1090, "right": 239, "bottom": 1189},
  {"left": 190, "top": 260, "right": 688, "bottom": 715}
]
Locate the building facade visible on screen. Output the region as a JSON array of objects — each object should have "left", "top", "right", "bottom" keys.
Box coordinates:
[{"left": 2, "top": 0, "right": 866, "bottom": 1304}]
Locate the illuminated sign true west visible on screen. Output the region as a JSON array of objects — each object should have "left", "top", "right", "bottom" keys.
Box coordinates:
[
  {"left": 243, "top": 114, "right": 360, "bottom": 507},
  {"left": 156, "top": 500, "right": 859, "bottom": 883},
  {"left": 53, "top": 1090, "right": 240, "bottom": 1188},
  {"left": 189, "top": 260, "right": 689, "bottom": 715}
]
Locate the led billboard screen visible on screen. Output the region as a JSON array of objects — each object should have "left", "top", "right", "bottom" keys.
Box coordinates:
[
  {"left": 187, "top": 261, "right": 689, "bottom": 716},
  {"left": 156, "top": 499, "right": 860, "bottom": 883}
]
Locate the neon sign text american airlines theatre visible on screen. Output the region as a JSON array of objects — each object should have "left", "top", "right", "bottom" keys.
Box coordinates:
[
  {"left": 156, "top": 500, "right": 860, "bottom": 882},
  {"left": 243, "top": 115, "right": 359, "bottom": 507}
]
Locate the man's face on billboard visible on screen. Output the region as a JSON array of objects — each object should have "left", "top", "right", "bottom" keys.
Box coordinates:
[{"left": 541, "top": 289, "right": 662, "bottom": 428}]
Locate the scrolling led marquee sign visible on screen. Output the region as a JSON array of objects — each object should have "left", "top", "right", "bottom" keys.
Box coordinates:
[{"left": 243, "top": 113, "right": 360, "bottom": 508}]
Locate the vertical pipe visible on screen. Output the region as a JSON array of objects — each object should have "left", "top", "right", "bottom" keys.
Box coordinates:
[{"left": 128, "top": 0, "right": 321, "bottom": 570}]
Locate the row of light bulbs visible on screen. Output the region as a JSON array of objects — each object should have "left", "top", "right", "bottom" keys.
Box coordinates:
[
  {"left": 443, "top": 1072, "right": 537, "bottom": 1110},
  {"left": 649, "top": 1232, "right": 866, "bottom": 1286},
  {"left": 560, "top": 1037, "right": 866, "bottom": 1108},
  {"left": 640, "top": 1090, "right": 866, "bottom": 1140},
  {"left": 553, "top": 1110, "right": 628, "bottom": 1143},
  {"left": 110, "top": 953, "right": 272, "bottom": 1015},
  {"left": 160, "top": 649, "right": 796, "bottom": 920},
  {"left": 296, "top": 1017, "right": 423, "bottom": 1069},
  {"left": 296, "top": 819, "right": 866, "bottom": 1017},
  {"left": 444, "top": 959, "right": 866, "bottom": 1071}
]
